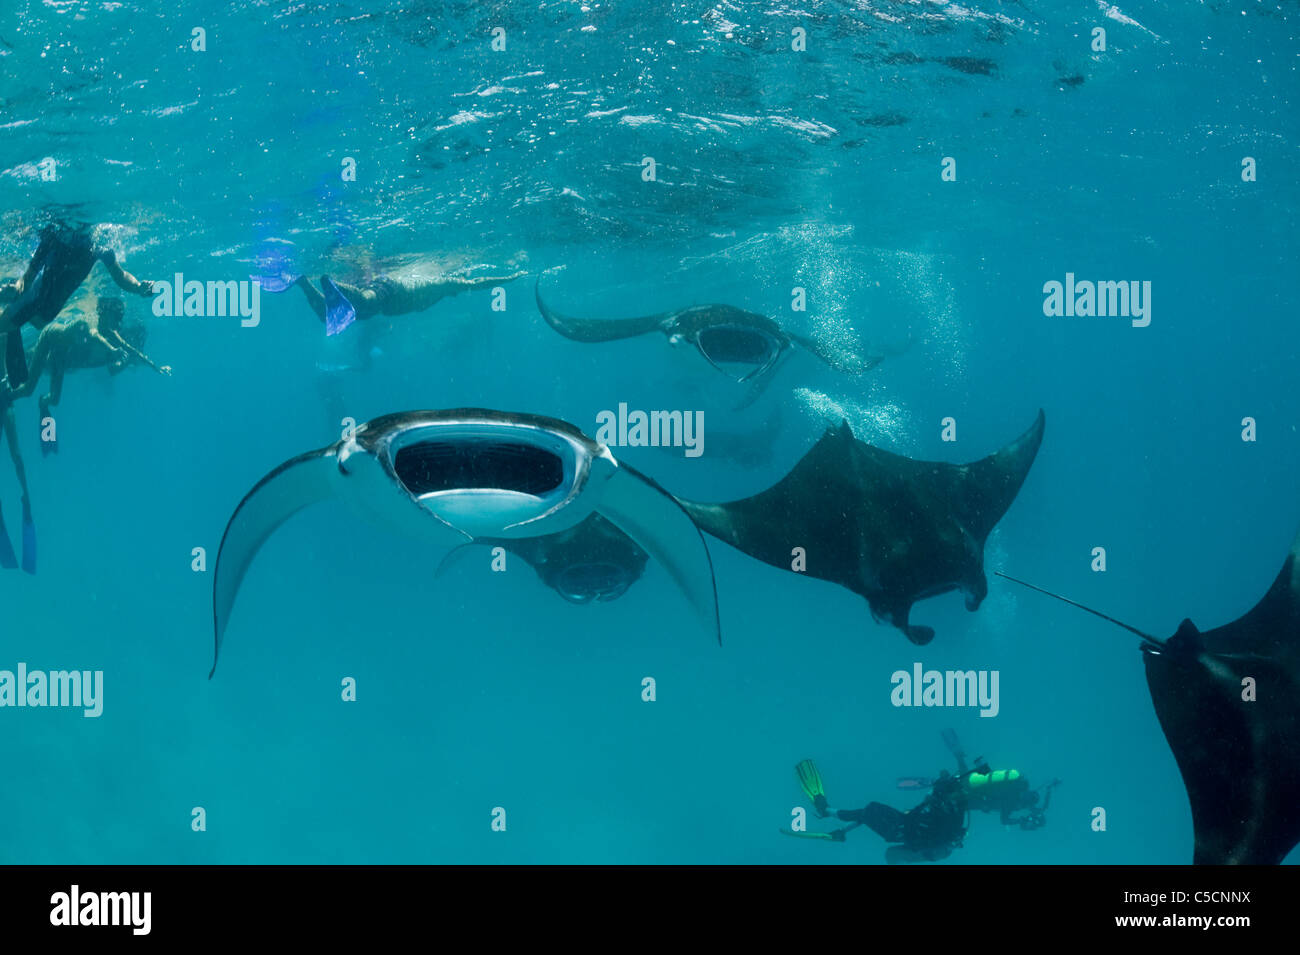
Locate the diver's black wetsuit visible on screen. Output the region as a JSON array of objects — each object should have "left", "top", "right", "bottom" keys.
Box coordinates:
[{"left": 840, "top": 772, "right": 968, "bottom": 861}]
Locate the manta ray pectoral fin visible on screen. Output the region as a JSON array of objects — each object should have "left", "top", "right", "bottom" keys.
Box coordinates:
[
  {"left": 956, "top": 409, "right": 1046, "bottom": 544},
  {"left": 534, "top": 277, "right": 672, "bottom": 343},
  {"left": 596, "top": 465, "right": 721, "bottom": 644},
  {"left": 211, "top": 448, "right": 341, "bottom": 679}
]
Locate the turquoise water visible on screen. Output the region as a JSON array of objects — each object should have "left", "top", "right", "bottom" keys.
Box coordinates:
[{"left": 1, "top": 1, "right": 1296, "bottom": 864}]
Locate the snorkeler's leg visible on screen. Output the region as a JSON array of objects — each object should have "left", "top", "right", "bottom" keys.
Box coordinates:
[
  {"left": 4, "top": 331, "right": 28, "bottom": 387},
  {"left": 0, "top": 413, "right": 21, "bottom": 569},
  {"left": 12, "top": 335, "right": 46, "bottom": 399},
  {"left": 0, "top": 504, "right": 15, "bottom": 569},
  {"left": 326, "top": 280, "right": 378, "bottom": 319},
  {"left": 38, "top": 363, "right": 63, "bottom": 456},
  {"left": 295, "top": 276, "right": 327, "bottom": 321},
  {"left": 5, "top": 409, "right": 34, "bottom": 573}
]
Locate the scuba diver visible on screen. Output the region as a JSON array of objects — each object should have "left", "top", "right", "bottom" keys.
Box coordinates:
[
  {"left": 276, "top": 269, "right": 527, "bottom": 336},
  {"left": 790, "top": 758, "right": 970, "bottom": 864},
  {"left": 8, "top": 293, "right": 172, "bottom": 455},
  {"left": 0, "top": 370, "right": 35, "bottom": 573},
  {"left": 899, "top": 729, "right": 1061, "bottom": 831},
  {"left": 0, "top": 224, "right": 157, "bottom": 386}
]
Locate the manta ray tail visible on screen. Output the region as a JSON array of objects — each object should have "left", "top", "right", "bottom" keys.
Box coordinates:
[
  {"left": 534, "top": 278, "right": 671, "bottom": 343},
  {"left": 953, "top": 409, "right": 1046, "bottom": 545},
  {"left": 211, "top": 448, "right": 340, "bottom": 678}
]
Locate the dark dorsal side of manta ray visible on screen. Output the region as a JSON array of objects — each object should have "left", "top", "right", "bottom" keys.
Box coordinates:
[
  {"left": 677, "top": 410, "right": 1045, "bottom": 645},
  {"left": 534, "top": 279, "right": 883, "bottom": 384},
  {"left": 1000, "top": 521, "right": 1300, "bottom": 865},
  {"left": 438, "top": 513, "right": 650, "bottom": 605},
  {"left": 210, "top": 409, "right": 719, "bottom": 678}
]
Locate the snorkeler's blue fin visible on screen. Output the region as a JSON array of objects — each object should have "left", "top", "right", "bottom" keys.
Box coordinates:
[
  {"left": 252, "top": 272, "right": 299, "bottom": 293},
  {"left": 0, "top": 508, "right": 17, "bottom": 570},
  {"left": 321, "top": 277, "right": 356, "bottom": 336},
  {"left": 21, "top": 502, "right": 35, "bottom": 574}
]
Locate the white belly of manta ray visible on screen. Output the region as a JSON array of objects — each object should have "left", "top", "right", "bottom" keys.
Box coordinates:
[{"left": 418, "top": 488, "right": 572, "bottom": 537}]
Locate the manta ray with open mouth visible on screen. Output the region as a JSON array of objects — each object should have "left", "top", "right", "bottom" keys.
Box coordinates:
[{"left": 209, "top": 409, "right": 720, "bottom": 677}]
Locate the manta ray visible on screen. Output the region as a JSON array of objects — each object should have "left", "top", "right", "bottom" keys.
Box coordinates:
[
  {"left": 534, "top": 278, "right": 883, "bottom": 386},
  {"left": 436, "top": 513, "right": 650, "bottom": 605},
  {"left": 677, "top": 410, "right": 1045, "bottom": 645},
  {"left": 210, "top": 409, "right": 719, "bottom": 677},
  {"left": 998, "top": 522, "right": 1300, "bottom": 865}
]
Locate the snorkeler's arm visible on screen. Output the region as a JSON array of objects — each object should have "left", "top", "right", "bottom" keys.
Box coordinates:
[
  {"left": 107, "top": 328, "right": 170, "bottom": 374},
  {"left": 443, "top": 271, "right": 527, "bottom": 293},
  {"left": 104, "top": 329, "right": 171, "bottom": 376},
  {"left": 98, "top": 250, "right": 155, "bottom": 297}
]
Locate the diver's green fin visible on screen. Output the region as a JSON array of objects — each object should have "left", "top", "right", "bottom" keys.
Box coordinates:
[
  {"left": 795, "top": 758, "right": 824, "bottom": 802},
  {"left": 779, "top": 828, "right": 839, "bottom": 841}
]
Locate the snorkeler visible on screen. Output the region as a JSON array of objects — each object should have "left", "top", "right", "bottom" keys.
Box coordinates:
[
  {"left": 9, "top": 294, "right": 172, "bottom": 455},
  {"left": 790, "top": 759, "right": 970, "bottom": 864},
  {"left": 286, "top": 270, "right": 527, "bottom": 335},
  {"left": 0, "top": 372, "right": 35, "bottom": 573},
  {"left": 0, "top": 224, "right": 157, "bottom": 386}
]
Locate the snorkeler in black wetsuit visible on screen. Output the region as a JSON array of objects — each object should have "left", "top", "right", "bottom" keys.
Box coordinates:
[{"left": 0, "top": 225, "right": 157, "bottom": 386}]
